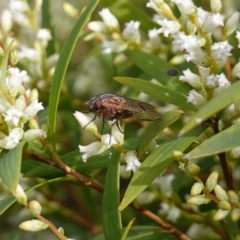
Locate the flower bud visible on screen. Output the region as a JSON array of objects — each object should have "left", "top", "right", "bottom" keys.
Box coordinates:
[
  {"left": 19, "top": 219, "right": 48, "bottom": 232},
  {"left": 1, "top": 9, "right": 12, "bottom": 32},
  {"left": 10, "top": 49, "right": 18, "bottom": 65},
  {"left": 29, "top": 88, "right": 39, "bottom": 103},
  {"left": 214, "top": 184, "right": 228, "bottom": 201},
  {"left": 179, "top": 69, "right": 202, "bottom": 89},
  {"left": 225, "top": 12, "right": 240, "bottom": 37},
  {"left": 24, "top": 129, "right": 46, "bottom": 141},
  {"left": 187, "top": 195, "right": 211, "bottom": 205},
  {"left": 29, "top": 200, "right": 42, "bottom": 216},
  {"left": 191, "top": 182, "right": 204, "bottom": 195},
  {"left": 172, "top": 150, "right": 185, "bottom": 162},
  {"left": 62, "top": 2, "right": 79, "bottom": 18},
  {"left": 171, "top": 0, "right": 196, "bottom": 16},
  {"left": 205, "top": 171, "right": 218, "bottom": 192},
  {"left": 232, "top": 62, "right": 240, "bottom": 78},
  {"left": 33, "top": 139, "right": 44, "bottom": 149},
  {"left": 217, "top": 200, "right": 231, "bottom": 211},
  {"left": 28, "top": 119, "right": 40, "bottom": 129},
  {"left": 185, "top": 163, "right": 201, "bottom": 175},
  {"left": 213, "top": 209, "right": 230, "bottom": 221},
  {"left": 15, "top": 95, "right": 27, "bottom": 110},
  {"left": 210, "top": 0, "right": 222, "bottom": 12},
  {"left": 12, "top": 184, "right": 27, "bottom": 205},
  {"left": 73, "top": 111, "right": 98, "bottom": 134},
  {"left": 231, "top": 209, "right": 240, "bottom": 221},
  {"left": 228, "top": 190, "right": 239, "bottom": 203}
]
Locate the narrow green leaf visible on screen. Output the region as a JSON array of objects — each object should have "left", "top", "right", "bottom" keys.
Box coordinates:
[
  {"left": 124, "top": 49, "right": 191, "bottom": 96},
  {"left": 0, "top": 141, "right": 26, "bottom": 191},
  {"left": 114, "top": 77, "right": 196, "bottom": 111},
  {"left": 119, "top": 125, "right": 208, "bottom": 211},
  {"left": 138, "top": 110, "right": 183, "bottom": 155},
  {"left": 103, "top": 149, "right": 122, "bottom": 239},
  {"left": 186, "top": 123, "right": 240, "bottom": 159},
  {"left": 180, "top": 80, "right": 240, "bottom": 136},
  {"left": 0, "top": 177, "right": 66, "bottom": 215},
  {"left": 48, "top": 0, "right": 99, "bottom": 147},
  {"left": 0, "top": 41, "right": 13, "bottom": 90}
]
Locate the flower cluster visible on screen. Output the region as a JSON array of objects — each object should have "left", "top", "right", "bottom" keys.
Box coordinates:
[
  {"left": 1, "top": 0, "right": 58, "bottom": 90},
  {"left": 87, "top": 8, "right": 166, "bottom": 60},
  {"left": 74, "top": 111, "right": 141, "bottom": 172},
  {"left": 0, "top": 67, "right": 45, "bottom": 151}
]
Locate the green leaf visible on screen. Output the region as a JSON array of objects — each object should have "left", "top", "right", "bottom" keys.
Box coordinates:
[
  {"left": 0, "top": 177, "right": 66, "bottom": 215},
  {"left": 0, "top": 141, "right": 26, "bottom": 191},
  {"left": 114, "top": 77, "right": 196, "bottom": 111},
  {"left": 103, "top": 149, "right": 122, "bottom": 239},
  {"left": 137, "top": 110, "right": 183, "bottom": 155},
  {"left": 180, "top": 80, "right": 240, "bottom": 136},
  {"left": 48, "top": 0, "right": 99, "bottom": 147},
  {"left": 186, "top": 123, "right": 240, "bottom": 159},
  {"left": 119, "top": 125, "right": 208, "bottom": 211},
  {"left": 124, "top": 49, "right": 191, "bottom": 96}
]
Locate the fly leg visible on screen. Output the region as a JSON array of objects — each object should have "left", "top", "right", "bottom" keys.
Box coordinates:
[{"left": 83, "top": 113, "right": 97, "bottom": 130}]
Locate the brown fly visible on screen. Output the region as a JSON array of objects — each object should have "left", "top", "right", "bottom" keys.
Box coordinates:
[{"left": 84, "top": 93, "right": 162, "bottom": 134}]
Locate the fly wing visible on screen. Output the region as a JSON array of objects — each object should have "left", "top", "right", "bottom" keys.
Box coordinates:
[{"left": 123, "top": 99, "right": 162, "bottom": 120}]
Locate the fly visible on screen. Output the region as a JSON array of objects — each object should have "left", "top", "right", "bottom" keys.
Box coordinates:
[{"left": 84, "top": 93, "right": 162, "bottom": 134}]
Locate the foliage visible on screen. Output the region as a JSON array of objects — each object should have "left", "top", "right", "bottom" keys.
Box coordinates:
[{"left": 0, "top": 0, "right": 240, "bottom": 240}]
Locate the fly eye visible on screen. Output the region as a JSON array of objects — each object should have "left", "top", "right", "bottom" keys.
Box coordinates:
[{"left": 89, "top": 98, "right": 102, "bottom": 112}]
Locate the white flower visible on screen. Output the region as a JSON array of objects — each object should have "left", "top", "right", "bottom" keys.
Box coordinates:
[
  {"left": 205, "top": 74, "right": 219, "bottom": 88},
  {"left": 157, "top": 19, "right": 180, "bottom": 37},
  {"left": 18, "top": 46, "right": 41, "bottom": 62},
  {"left": 236, "top": 31, "right": 240, "bottom": 48},
  {"left": 101, "top": 122, "right": 124, "bottom": 147},
  {"left": 201, "top": 13, "right": 224, "bottom": 33},
  {"left": 3, "top": 106, "right": 25, "bottom": 127},
  {"left": 73, "top": 111, "right": 98, "bottom": 134},
  {"left": 7, "top": 68, "right": 27, "bottom": 97},
  {"left": 0, "top": 128, "right": 24, "bottom": 149},
  {"left": 179, "top": 69, "right": 202, "bottom": 89},
  {"left": 146, "top": 0, "right": 164, "bottom": 12},
  {"left": 187, "top": 90, "right": 206, "bottom": 108},
  {"left": 24, "top": 100, "right": 44, "bottom": 119},
  {"left": 173, "top": 32, "right": 206, "bottom": 51},
  {"left": 152, "top": 174, "right": 175, "bottom": 197},
  {"left": 147, "top": 28, "right": 162, "bottom": 50},
  {"left": 98, "top": 8, "right": 119, "bottom": 31},
  {"left": 230, "top": 146, "right": 240, "bottom": 159},
  {"left": 232, "top": 61, "right": 240, "bottom": 78},
  {"left": 122, "top": 21, "right": 141, "bottom": 44},
  {"left": 0, "top": 98, "right": 11, "bottom": 113},
  {"left": 102, "top": 39, "right": 127, "bottom": 54},
  {"left": 216, "top": 73, "right": 230, "bottom": 87},
  {"left": 171, "top": 0, "right": 196, "bottom": 15},
  {"left": 88, "top": 21, "right": 107, "bottom": 33},
  {"left": 124, "top": 151, "right": 141, "bottom": 172},
  {"left": 79, "top": 141, "right": 109, "bottom": 162},
  {"left": 37, "top": 28, "right": 52, "bottom": 41},
  {"left": 1, "top": 9, "right": 12, "bottom": 32},
  {"left": 158, "top": 202, "right": 181, "bottom": 222},
  {"left": 24, "top": 129, "right": 46, "bottom": 141},
  {"left": 211, "top": 41, "right": 233, "bottom": 68}
]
